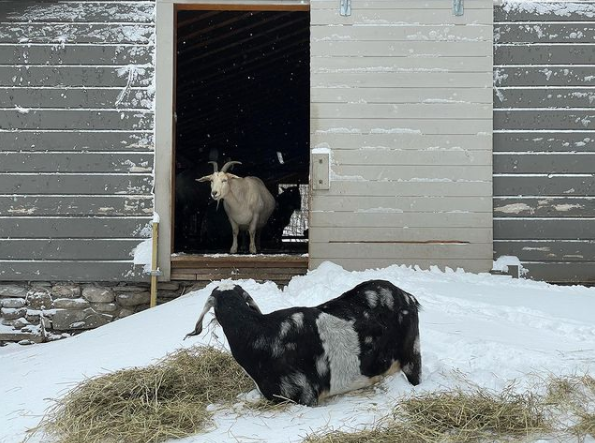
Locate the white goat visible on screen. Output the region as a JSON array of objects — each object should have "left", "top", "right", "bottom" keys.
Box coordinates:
[{"left": 197, "top": 161, "right": 275, "bottom": 254}]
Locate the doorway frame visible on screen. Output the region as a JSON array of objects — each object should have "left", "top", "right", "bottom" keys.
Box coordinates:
[{"left": 154, "top": 0, "right": 310, "bottom": 280}]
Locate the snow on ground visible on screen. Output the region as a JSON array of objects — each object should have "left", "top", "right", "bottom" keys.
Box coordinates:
[{"left": 1, "top": 262, "right": 595, "bottom": 443}]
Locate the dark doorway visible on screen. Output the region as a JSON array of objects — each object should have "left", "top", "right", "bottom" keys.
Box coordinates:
[{"left": 174, "top": 7, "right": 310, "bottom": 255}]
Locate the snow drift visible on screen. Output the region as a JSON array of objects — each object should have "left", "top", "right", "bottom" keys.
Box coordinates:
[{"left": 1, "top": 262, "right": 595, "bottom": 443}]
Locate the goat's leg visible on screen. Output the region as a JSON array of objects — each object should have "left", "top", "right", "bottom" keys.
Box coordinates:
[
  {"left": 229, "top": 219, "right": 239, "bottom": 254},
  {"left": 248, "top": 229, "right": 257, "bottom": 254},
  {"left": 255, "top": 229, "right": 261, "bottom": 252},
  {"left": 400, "top": 323, "right": 422, "bottom": 386},
  {"left": 248, "top": 215, "right": 259, "bottom": 254}
]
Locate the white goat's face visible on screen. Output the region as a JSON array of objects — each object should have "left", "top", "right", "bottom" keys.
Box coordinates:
[{"left": 197, "top": 172, "right": 238, "bottom": 201}]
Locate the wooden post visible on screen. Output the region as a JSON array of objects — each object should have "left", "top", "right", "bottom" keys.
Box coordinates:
[{"left": 150, "top": 220, "right": 159, "bottom": 308}]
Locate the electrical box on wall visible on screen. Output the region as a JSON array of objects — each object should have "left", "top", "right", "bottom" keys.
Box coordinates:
[{"left": 312, "top": 152, "right": 330, "bottom": 190}]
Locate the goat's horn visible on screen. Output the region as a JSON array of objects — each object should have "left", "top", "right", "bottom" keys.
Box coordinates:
[
  {"left": 208, "top": 161, "right": 219, "bottom": 173},
  {"left": 221, "top": 161, "right": 242, "bottom": 173},
  {"left": 184, "top": 296, "right": 215, "bottom": 339}
]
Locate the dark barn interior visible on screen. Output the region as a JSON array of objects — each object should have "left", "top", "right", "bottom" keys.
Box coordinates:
[{"left": 174, "top": 8, "right": 310, "bottom": 255}]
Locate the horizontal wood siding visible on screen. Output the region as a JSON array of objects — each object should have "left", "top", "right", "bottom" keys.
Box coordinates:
[
  {"left": 0, "top": 1, "right": 155, "bottom": 281},
  {"left": 0, "top": 217, "right": 152, "bottom": 238},
  {"left": 0, "top": 66, "right": 154, "bottom": 87},
  {"left": 0, "top": 132, "right": 153, "bottom": 152},
  {"left": 310, "top": 0, "right": 493, "bottom": 273},
  {"left": 0, "top": 196, "right": 153, "bottom": 216},
  {"left": 0, "top": 175, "right": 153, "bottom": 195},
  {"left": 0, "top": 88, "right": 153, "bottom": 109},
  {"left": 494, "top": 1, "right": 595, "bottom": 283},
  {"left": 309, "top": 227, "right": 492, "bottom": 243}
]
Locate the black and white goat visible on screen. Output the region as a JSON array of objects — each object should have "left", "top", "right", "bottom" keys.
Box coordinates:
[{"left": 185, "top": 280, "right": 421, "bottom": 406}]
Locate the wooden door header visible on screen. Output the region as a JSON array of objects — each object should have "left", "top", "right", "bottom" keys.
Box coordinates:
[{"left": 174, "top": 3, "right": 309, "bottom": 12}]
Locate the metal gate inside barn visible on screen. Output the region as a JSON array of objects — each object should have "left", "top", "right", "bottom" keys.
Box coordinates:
[{"left": 493, "top": 1, "right": 595, "bottom": 283}]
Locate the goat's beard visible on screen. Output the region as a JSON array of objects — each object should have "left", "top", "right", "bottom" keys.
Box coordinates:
[{"left": 210, "top": 193, "right": 222, "bottom": 205}]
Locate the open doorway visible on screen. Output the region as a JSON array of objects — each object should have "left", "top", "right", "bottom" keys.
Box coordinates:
[{"left": 173, "top": 6, "right": 310, "bottom": 256}]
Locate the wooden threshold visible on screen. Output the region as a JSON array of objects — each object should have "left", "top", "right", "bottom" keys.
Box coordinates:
[{"left": 170, "top": 254, "right": 309, "bottom": 284}]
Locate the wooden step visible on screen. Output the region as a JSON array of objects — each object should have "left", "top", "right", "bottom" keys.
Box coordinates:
[{"left": 170, "top": 254, "right": 309, "bottom": 285}]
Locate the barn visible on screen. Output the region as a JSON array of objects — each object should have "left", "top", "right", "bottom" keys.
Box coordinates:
[{"left": 0, "top": 0, "right": 593, "bottom": 341}]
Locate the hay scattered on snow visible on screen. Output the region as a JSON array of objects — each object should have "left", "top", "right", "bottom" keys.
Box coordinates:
[
  {"left": 304, "top": 427, "right": 421, "bottom": 443},
  {"left": 303, "top": 423, "right": 428, "bottom": 443},
  {"left": 37, "top": 346, "right": 257, "bottom": 443},
  {"left": 546, "top": 374, "right": 595, "bottom": 439},
  {"left": 399, "top": 386, "right": 550, "bottom": 441},
  {"left": 306, "top": 385, "right": 551, "bottom": 443},
  {"left": 32, "top": 347, "right": 595, "bottom": 443}
]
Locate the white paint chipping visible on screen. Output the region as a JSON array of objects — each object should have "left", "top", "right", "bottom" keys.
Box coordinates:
[
  {"left": 553, "top": 204, "right": 583, "bottom": 212},
  {"left": 494, "top": 203, "right": 534, "bottom": 214}
]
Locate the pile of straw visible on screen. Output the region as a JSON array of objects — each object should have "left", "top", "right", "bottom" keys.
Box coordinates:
[
  {"left": 306, "top": 386, "right": 551, "bottom": 443},
  {"left": 38, "top": 346, "right": 255, "bottom": 443},
  {"left": 398, "top": 386, "right": 549, "bottom": 441}
]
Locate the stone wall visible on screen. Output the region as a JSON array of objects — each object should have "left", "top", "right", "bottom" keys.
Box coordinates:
[{"left": 0, "top": 281, "right": 202, "bottom": 345}]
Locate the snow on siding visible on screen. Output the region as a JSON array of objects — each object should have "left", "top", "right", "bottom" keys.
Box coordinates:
[
  {"left": 0, "top": 1, "right": 156, "bottom": 282},
  {"left": 500, "top": 0, "right": 595, "bottom": 18},
  {"left": 493, "top": 0, "right": 595, "bottom": 282}
]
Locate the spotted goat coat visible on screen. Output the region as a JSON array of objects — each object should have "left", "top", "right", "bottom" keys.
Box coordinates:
[{"left": 185, "top": 280, "right": 421, "bottom": 406}]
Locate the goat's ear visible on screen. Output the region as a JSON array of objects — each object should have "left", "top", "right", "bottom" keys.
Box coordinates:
[
  {"left": 227, "top": 174, "right": 240, "bottom": 179},
  {"left": 237, "top": 286, "right": 262, "bottom": 315},
  {"left": 196, "top": 175, "right": 212, "bottom": 182}
]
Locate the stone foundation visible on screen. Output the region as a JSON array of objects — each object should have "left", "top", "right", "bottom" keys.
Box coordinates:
[{"left": 0, "top": 281, "right": 206, "bottom": 345}]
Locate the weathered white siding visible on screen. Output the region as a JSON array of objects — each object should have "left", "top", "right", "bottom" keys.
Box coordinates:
[
  {"left": 0, "top": 1, "right": 155, "bottom": 281},
  {"left": 310, "top": 0, "right": 493, "bottom": 272}
]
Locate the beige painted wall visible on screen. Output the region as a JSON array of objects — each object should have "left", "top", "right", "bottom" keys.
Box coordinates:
[{"left": 309, "top": 0, "right": 494, "bottom": 273}]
